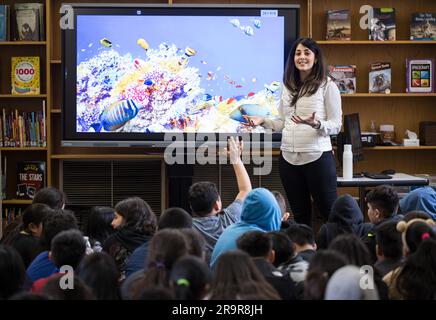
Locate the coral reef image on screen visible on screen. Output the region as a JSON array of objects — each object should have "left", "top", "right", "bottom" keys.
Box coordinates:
[{"left": 76, "top": 15, "right": 285, "bottom": 133}]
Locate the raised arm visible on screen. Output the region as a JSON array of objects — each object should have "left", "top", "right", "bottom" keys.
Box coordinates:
[{"left": 228, "top": 136, "right": 252, "bottom": 202}]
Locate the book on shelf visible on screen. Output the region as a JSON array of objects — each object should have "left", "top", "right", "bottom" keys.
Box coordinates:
[
  {"left": 2, "top": 207, "right": 23, "bottom": 229},
  {"left": 326, "top": 9, "right": 351, "bottom": 40},
  {"left": 406, "top": 58, "right": 434, "bottom": 93},
  {"left": 1, "top": 156, "right": 5, "bottom": 200},
  {"left": 11, "top": 56, "right": 40, "bottom": 95},
  {"left": 16, "top": 161, "right": 45, "bottom": 200},
  {"left": 0, "top": 4, "right": 10, "bottom": 41},
  {"left": 369, "top": 8, "right": 396, "bottom": 41},
  {"left": 13, "top": 3, "right": 44, "bottom": 41},
  {"left": 328, "top": 65, "right": 356, "bottom": 94},
  {"left": 410, "top": 13, "right": 436, "bottom": 40},
  {"left": 0, "top": 108, "right": 46, "bottom": 147},
  {"left": 369, "top": 62, "right": 391, "bottom": 94}
]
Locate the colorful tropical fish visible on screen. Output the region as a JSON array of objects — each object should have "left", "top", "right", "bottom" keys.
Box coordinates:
[
  {"left": 137, "top": 38, "right": 149, "bottom": 51},
  {"left": 100, "top": 38, "right": 112, "bottom": 47},
  {"left": 91, "top": 99, "right": 139, "bottom": 132},
  {"left": 229, "top": 104, "right": 271, "bottom": 123}
]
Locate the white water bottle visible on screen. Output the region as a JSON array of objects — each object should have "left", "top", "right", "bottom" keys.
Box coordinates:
[{"left": 343, "top": 144, "right": 353, "bottom": 180}]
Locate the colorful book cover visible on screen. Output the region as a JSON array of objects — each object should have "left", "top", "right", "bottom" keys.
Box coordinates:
[
  {"left": 329, "top": 65, "right": 356, "bottom": 93},
  {"left": 326, "top": 9, "right": 351, "bottom": 40},
  {"left": 11, "top": 56, "right": 40, "bottom": 95},
  {"left": 369, "top": 8, "right": 396, "bottom": 41},
  {"left": 369, "top": 62, "right": 391, "bottom": 94},
  {"left": 16, "top": 161, "right": 45, "bottom": 199},
  {"left": 406, "top": 58, "right": 434, "bottom": 93},
  {"left": 410, "top": 13, "right": 436, "bottom": 40},
  {"left": 0, "top": 5, "right": 10, "bottom": 41}
]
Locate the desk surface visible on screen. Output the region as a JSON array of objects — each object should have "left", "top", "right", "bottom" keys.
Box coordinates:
[{"left": 337, "top": 173, "right": 429, "bottom": 187}]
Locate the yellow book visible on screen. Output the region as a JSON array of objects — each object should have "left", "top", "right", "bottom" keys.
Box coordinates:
[{"left": 11, "top": 56, "right": 40, "bottom": 94}]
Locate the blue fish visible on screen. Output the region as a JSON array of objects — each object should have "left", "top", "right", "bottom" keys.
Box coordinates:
[
  {"left": 203, "top": 93, "right": 212, "bottom": 101},
  {"left": 91, "top": 99, "right": 139, "bottom": 132},
  {"left": 252, "top": 19, "right": 261, "bottom": 29},
  {"left": 229, "top": 104, "right": 270, "bottom": 123},
  {"left": 144, "top": 79, "right": 153, "bottom": 86}
]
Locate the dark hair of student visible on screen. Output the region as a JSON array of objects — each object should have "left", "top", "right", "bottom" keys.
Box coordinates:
[
  {"left": 396, "top": 238, "right": 436, "bottom": 299},
  {"left": 21, "top": 203, "right": 53, "bottom": 234},
  {"left": 0, "top": 245, "right": 25, "bottom": 299},
  {"left": 170, "top": 256, "right": 212, "bottom": 300},
  {"left": 304, "top": 250, "right": 348, "bottom": 300},
  {"left": 366, "top": 185, "right": 399, "bottom": 218},
  {"left": 131, "top": 229, "right": 189, "bottom": 299},
  {"left": 328, "top": 233, "right": 372, "bottom": 266},
  {"left": 285, "top": 223, "right": 315, "bottom": 246},
  {"left": 51, "top": 229, "right": 86, "bottom": 269},
  {"left": 158, "top": 207, "right": 193, "bottom": 230},
  {"left": 115, "top": 197, "right": 157, "bottom": 235},
  {"left": 9, "top": 292, "right": 49, "bottom": 300},
  {"left": 32, "top": 187, "right": 67, "bottom": 210},
  {"left": 188, "top": 182, "right": 220, "bottom": 217},
  {"left": 179, "top": 228, "right": 206, "bottom": 259},
  {"left": 39, "top": 210, "right": 78, "bottom": 250},
  {"left": 210, "top": 250, "right": 281, "bottom": 300},
  {"left": 375, "top": 221, "right": 402, "bottom": 259},
  {"left": 236, "top": 231, "right": 272, "bottom": 258},
  {"left": 284, "top": 37, "right": 327, "bottom": 106},
  {"left": 139, "top": 287, "right": 175, "bottom": 300},
  {"left": 268, "top": 231, "right": 295, "bottom": 267},
  {"left": 403, "top": 211, "right": 432, "bottom": 222},
  {"left": 0, "top": 221, "right": 21, "bottom": 245},
  {"left": 42, "top": 274, "right": 95, "bottom": 300},
  {"left": 86, "top": 206, "right": 115, "bottom": 244},
  {"left": 402, "top": 221, "right": 436, "bottom": 254},
  {"left": 271, "top": 191, "right": 287, "bottom": 216},
  {"left": 77, "top": 252, "right": 121, "bottom": 300}
]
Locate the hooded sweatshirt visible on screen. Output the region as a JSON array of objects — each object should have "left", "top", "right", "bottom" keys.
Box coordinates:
[
  {"left": 400, "top": 186, "right": 436, "bottom": 220},
  {"left": 210, "top": 188, "right": 282, "bottom": 268},
  {"left": 316, "top": 194, "right": 372, "bottom": 249}
]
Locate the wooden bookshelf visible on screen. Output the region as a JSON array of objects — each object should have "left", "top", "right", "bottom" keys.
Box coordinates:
[
  {"left": 0, "top": 0, "right": 51, "bottom": 238},
  {"left": 0, "top": 147, "right": 47, "bottom": 151},
  {"left": 0, "top": 94, "right": 48, "bottom": 98},
  {"left": 2, "top": 199, "right": 32, "bottom": 205},
  {"left": 51, "top": 154, "right": 164, "bottom": 159},
  {"left": 341, "top": 93, "right": 436, "bottom": 97},
  {"left": 310, "top": 0, "right": 436, "bottom": 176},
  {"left": 318, "top": 40, "right": 436, "bottom": 45},
  {"left": 0, "top": 41, "right": 46, "bottom": 46}
]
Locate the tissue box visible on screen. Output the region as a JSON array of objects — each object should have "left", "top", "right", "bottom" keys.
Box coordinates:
[{"left": 403, "top": 139, "right": 420, "bottom": 146}]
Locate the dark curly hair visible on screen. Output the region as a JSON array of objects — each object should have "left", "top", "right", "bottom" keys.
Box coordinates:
[{"left": 115, "top": 197, "right": 157, "bottom": 235}]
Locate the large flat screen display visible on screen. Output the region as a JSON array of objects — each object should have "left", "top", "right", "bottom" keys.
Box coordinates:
[{"left": 62, "top": 4, "right": 300, "bottom": 146}]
